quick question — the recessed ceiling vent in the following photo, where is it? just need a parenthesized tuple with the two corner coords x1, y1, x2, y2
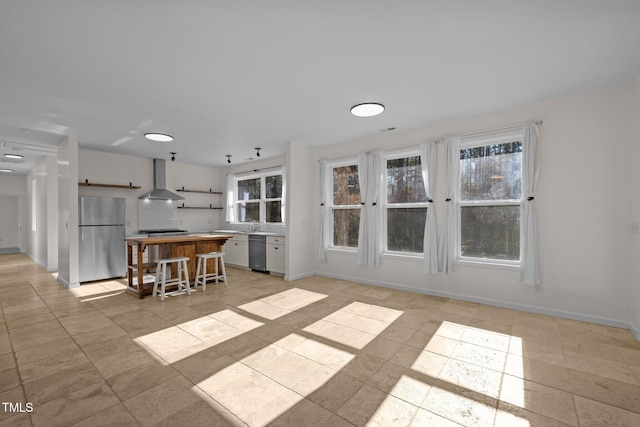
(138, 158, 184, 200)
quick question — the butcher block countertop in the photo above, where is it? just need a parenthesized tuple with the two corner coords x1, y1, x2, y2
(125, 233, 234, 247)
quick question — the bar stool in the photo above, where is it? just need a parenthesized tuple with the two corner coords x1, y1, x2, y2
(152, 256, 191, 301)
(194, 252, 227, 291)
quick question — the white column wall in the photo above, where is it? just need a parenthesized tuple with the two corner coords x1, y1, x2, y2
(57, 136, 79, 288)
(285, 142, 314, 280)
(630, 75, 640, 337)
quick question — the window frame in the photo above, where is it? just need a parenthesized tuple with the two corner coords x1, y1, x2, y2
(326, 158, 361, 251)
(233, 169, 284, 224)
(456, 131, 524, 267)
(382, 149, 429, 257)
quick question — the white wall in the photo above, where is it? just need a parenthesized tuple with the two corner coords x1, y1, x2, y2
(166, 160, 222, 232)
(79, 149, 153, 234)
(306, 82, 634, 327)
(630, 75, 640, 336)
(79, 150, 223, 234)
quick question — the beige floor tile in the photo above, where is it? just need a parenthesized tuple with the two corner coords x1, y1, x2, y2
(196, 362, 303, 426)
(23, 362, 103, 405)
(367, 361, 432, 406)
(267, 397, 334, 427)
(107, 360, 180, 401)
(409, 408, 461, 427)
(574, 395, 640, 427)
(421, 380, 497, 427)
(336, 384, 390, 426)
(504, 353, 571, 392)
(151, 398, 243, 427)
(72, 402, 139, 426)
(0, 368, 20, 393)
(0, 387, 26, 422)
(3, 255, 640, 426)
(303, 372, 364, 412)
(72, 323, 128, 347)
(0, 413, 32, 427)
(495, 401, 575, 427)
(449, 341, 507, 372)
(564, 350, 638, 385)
(18, 348, 90, 383)
(500, 374, 578, 426)
(31, 380, 120, 427)
(123, 375, 197, 427)
(568, 368, 640, 413)
(0, 353, 16, 372)
(9, 321, 71, 351)
(438, 358, 503, 399)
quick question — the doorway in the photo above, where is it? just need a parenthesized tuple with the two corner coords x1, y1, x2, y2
(0, 195, 22, 254)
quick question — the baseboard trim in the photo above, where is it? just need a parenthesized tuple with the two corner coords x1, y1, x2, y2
(314, 271, 636, 333)
(284, 272, 315, 282)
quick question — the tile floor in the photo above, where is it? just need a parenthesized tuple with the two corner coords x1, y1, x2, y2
(1, 253, 640, 426)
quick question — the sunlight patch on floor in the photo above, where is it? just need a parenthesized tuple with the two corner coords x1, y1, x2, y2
(135, 310, 264, 364)
(196, 333, 354, 426)
(303, 302, 403, 349)
(238, 288, 327, 320)
(411, 321, 529, 426)
(71, 281, 126, 299)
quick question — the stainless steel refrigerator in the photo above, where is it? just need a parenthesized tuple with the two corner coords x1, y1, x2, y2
(79, 196, 126, 283)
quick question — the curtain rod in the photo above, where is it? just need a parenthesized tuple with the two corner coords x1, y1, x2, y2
(226, 165, 282, 176)
(460, 120, 543, 138)
(318, 120, 544, 162)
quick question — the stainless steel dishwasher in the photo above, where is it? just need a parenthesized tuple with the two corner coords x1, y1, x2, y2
(249, 234, 267, 272)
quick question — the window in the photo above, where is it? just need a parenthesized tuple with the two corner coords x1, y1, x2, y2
(330, 162, 361, 248)
(234, 170, 284, 223)
(458, 135, 522, 263)
(384, 153, 428, 254)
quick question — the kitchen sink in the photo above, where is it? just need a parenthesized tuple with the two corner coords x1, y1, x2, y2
(249, 231, 279, 236)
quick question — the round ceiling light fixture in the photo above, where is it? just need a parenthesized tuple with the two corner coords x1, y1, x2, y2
(350, 102, 385, 117)
(0, 168, 14, 173)
(144, 133, 174, 142)
(4, 154, 23, 159)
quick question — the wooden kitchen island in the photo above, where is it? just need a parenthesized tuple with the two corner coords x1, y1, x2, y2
(125, 234, 233, 299)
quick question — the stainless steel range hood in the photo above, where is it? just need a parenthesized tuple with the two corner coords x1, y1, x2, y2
(138, 158, 184, 201)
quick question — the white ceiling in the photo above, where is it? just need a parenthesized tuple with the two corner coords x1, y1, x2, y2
(1, 1, 640, 175)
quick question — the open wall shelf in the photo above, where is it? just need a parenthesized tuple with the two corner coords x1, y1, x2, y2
(79, 179, 140, 189)
(176, 187, 222, 194)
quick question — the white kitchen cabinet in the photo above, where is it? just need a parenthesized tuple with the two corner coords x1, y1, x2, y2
(223, 235, 249, 268)
(266, 235, 285, 274)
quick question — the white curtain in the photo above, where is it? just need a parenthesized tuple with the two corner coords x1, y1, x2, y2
(438, 136, 461, 273)
(280, 166, 287, 223)
(420, 141, 438, 273)
(367, 151, 384, 266)
(356, 153, 368, 265)
(225, 173, 235, 223)
(318, 160, 329, 262)
(520, 123, 541, 287)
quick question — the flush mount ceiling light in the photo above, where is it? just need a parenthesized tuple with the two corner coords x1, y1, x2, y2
(0, 168, 14, 173)
(350, 102, 385, 117)
(144, 133, 174, 142)
(4, 153, 23, 159)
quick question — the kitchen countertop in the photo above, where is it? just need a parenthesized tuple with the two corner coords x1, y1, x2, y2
(210, 229, 286, 237)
